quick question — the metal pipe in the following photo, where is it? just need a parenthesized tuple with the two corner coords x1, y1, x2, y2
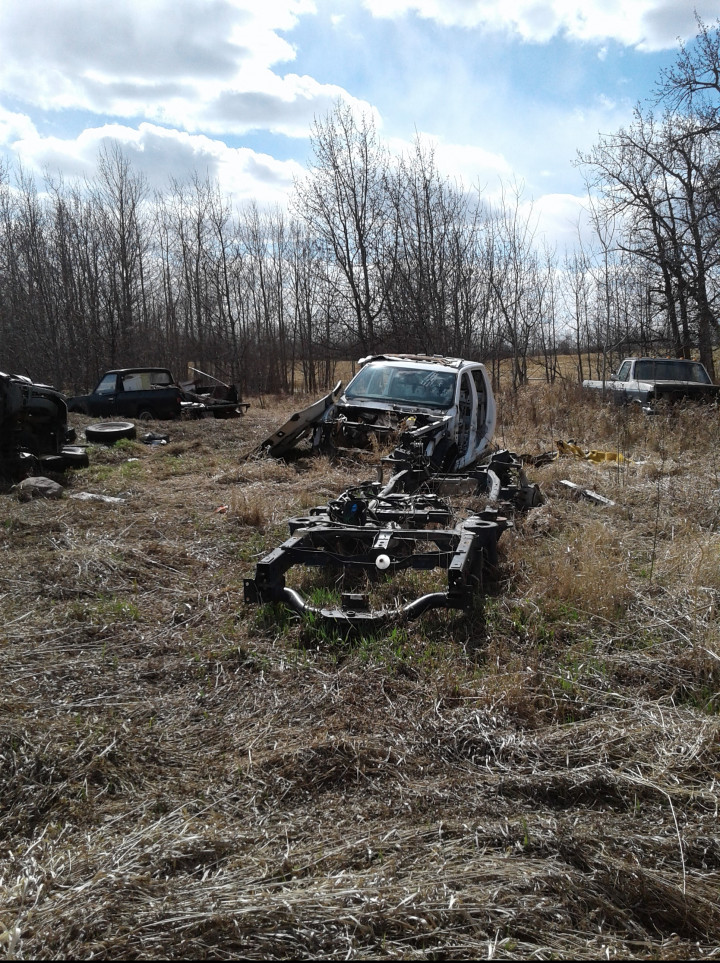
(278, 587, 453, 627)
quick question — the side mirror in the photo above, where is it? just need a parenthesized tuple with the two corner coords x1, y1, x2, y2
(609, 372, 618, 380)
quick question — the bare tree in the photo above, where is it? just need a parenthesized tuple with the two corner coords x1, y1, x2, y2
(488, 184, 547, 390)
(293, 102, 389, 352)
(580, 106, 720, 378)
(659, 16, 720, 130)
(89, 144, 150, 366)
(383, 138, 488, 358)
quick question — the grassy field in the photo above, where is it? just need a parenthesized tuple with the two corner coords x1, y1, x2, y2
(2, 384, 720, 959)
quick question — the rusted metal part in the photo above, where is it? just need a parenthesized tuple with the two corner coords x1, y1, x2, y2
(244, 510, 507, 628)
(244, 448, 542, 627)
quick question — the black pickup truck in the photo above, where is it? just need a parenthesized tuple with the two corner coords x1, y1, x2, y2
(68, 367, 248, 420)
(68, 368, 187, 420)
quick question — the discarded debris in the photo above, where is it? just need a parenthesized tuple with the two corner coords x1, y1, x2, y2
(558, 479, 615, 506)
(557, 440, 625, 464)
(522, 450, 559, 468)
(69, 492, 127, 504)
(182, 366, 250, 416)
(141, 431, 169, 446)
(13, 476, 64, 501)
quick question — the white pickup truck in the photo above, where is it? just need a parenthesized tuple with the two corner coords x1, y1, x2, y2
(582, 357, 718, 404)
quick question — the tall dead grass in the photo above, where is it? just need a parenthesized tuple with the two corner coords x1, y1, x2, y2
(1, 385, 719, 959)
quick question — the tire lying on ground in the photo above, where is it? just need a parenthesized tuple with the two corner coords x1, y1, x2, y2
(39, 454, 72, 473)
(39, 446, 91, 471)
(60, 445, 90, 468)
(85, 421, 137, 444)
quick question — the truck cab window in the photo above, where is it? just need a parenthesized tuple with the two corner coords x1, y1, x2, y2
(96, 374, 118, 394)
(615, 361, 631, 382)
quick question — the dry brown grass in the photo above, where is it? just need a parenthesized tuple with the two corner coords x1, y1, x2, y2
(1, 387, 719, 959)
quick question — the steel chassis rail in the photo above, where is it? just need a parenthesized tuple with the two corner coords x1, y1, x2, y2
(243, 448, 541, 628)
(244, 513, 507, 627)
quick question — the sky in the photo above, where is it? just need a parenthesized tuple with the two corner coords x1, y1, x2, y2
(0, 0, 717, 248)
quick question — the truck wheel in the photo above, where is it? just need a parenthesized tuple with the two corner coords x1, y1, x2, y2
(137, 410, 156, 422)
(85, 421, 137, 444)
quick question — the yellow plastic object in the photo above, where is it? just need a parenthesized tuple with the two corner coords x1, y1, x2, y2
(556, 440, 625, 464)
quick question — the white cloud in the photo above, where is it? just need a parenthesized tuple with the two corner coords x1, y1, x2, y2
(528, 192, 592, 250)
(388, 131, 513, 188)
(203, 74, 372, 137)
(0, 105, 37, 148)
(4, 120, 304, 205)
(359, 0, 718, 50)
(0, 0, 368, 137)
(433, 140, 514, 188)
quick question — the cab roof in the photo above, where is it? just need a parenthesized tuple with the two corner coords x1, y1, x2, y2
(357, 354, 478, 371)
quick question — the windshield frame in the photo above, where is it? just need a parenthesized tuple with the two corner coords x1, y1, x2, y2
(344, 363, 459, 409)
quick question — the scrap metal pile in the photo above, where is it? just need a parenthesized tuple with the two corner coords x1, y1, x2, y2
(245, 356, 543, 627)
(0, 370, 87, 476)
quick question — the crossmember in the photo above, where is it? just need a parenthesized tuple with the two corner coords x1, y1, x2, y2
(243, 449, 541, 627)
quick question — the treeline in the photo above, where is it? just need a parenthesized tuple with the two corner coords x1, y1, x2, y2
(1, 21, 718, 394)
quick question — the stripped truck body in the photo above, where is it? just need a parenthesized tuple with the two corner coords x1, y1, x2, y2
(260, 355, 496, 472)
(248, 356, 541, 627)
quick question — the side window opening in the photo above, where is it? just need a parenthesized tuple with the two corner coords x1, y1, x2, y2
(96, 374, 118, 394)
(471, 369, 487, 429)
(150, 371, 172, 386)
(457, 373, 473, 456)
(123, 372, 153, 391)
